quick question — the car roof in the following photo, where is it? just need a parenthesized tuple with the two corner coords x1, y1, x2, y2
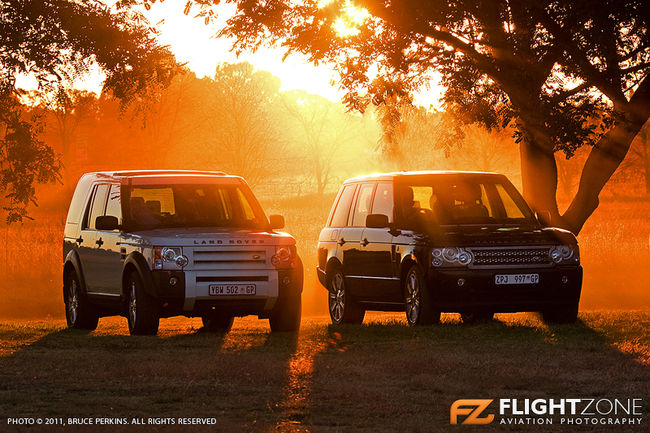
(84, 169, 240, 181)
(343, 170, 504, 184)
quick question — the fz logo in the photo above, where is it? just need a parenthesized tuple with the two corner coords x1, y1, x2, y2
(450, 399, 495, 425)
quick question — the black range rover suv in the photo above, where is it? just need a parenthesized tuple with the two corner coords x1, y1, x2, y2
(317, 171, 582, 325)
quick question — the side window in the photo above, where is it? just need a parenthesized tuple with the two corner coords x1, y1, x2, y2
(329, 185, 356, 227)
(105, 184, 122, 224)
(351, 183, 376, 227)
(371, 182, 394, 223)
(84, 184, 109, 230)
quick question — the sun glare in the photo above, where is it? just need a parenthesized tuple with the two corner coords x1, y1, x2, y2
(332, 2, 369, 38)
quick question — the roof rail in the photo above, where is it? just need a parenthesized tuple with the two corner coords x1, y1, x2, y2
(112, 170, 227, 177)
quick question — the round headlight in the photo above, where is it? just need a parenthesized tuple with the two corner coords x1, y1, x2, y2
(175, 255, 189, 268)
(432, 248, 443, 258)
(442, 247, 459, 262)
(559, 245, 573, 259)
(550, 248, 562, 263)
(162, 248, 177, 261)
(457, 251, 472, 265)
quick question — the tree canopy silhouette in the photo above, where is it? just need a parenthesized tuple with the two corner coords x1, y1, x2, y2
(0, 0, 178, 221)
(161, 0, 649, 234)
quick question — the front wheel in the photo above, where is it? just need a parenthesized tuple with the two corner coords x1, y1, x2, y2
(542, 304, 579, 324)
(126, 271, 159, 336)
(328, 269, 364, 325)
(269, 294, 301, 332)
(64, 270, 99, 330)
(404, 265, 440, 326)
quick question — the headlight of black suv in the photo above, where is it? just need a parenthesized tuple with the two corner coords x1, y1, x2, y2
(432, 247, 474, 267)
(549, 245, 580, 265)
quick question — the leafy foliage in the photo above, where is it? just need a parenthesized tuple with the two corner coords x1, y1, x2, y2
(0, 0, 179, 222)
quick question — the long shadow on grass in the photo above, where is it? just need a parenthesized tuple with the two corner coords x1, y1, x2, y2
(0, 322, 302, 431)
(301, 313, 649, 432)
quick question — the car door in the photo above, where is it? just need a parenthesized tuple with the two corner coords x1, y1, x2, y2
(319, 184, 357, 277)
(359, 181, 400, 301)
(341, 182, 376, 297)
(93, 183, 125, 296)
(77, 183, 109, 294)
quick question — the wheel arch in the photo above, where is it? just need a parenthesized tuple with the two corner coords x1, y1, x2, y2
(122, 252, 156, 300)
(63, 250, 87, 299)
(324, 257, 343, 291)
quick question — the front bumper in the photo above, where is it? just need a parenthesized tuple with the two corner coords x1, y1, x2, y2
(427, 266, 582, 312)
(151, 268, 301, 317)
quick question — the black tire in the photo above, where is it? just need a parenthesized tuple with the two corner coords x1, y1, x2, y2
(404, 265, 440, 326)
(460, 311, 494, 325)
(328, 268, 365, 325)
(202, 314, 234, 333)
(269, 294, 302, 332)
(542, 304, 579, 324)
(126, 270, 159, 336)
(64, 269, 99, 330)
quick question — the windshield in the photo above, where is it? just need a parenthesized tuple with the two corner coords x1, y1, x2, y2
(396, 175, 536, 226)
(124, 183, 268, 231)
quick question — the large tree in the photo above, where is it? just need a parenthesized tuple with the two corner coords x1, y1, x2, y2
(0, 0, 178, 221)
(154, 0, 649, 234)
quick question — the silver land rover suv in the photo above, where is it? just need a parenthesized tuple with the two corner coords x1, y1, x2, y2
(62, 170, 302, 335)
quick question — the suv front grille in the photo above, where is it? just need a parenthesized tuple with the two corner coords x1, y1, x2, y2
(191, 248, 267, 270)
(470, 247, 551, 267)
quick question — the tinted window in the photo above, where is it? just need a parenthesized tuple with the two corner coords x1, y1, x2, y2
(397, 175, 534, 226)
(126, 183, 267, 230)
(351, 183, 376, 227)
(105, 184, 122, 224)
(371, 182, 394, 223)
(329, 185, 356, 227)
(85, 184, 109, 230)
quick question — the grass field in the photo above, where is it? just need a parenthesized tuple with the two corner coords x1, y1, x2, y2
(0, 312, 648, 432)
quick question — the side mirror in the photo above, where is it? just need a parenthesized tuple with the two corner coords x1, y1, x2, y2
(366, 213, 390, 228)
(269, 214, 285, 230)
(95, 215, 119, 231)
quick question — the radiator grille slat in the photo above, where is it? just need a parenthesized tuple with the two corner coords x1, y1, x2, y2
(470, 247, 551, 267)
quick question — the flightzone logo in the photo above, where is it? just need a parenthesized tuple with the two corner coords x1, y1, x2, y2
(450, 398, 643, 426)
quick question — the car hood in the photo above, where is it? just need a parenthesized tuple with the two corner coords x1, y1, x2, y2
(126, 227, 295, 247)
(430, 225, 577, 247)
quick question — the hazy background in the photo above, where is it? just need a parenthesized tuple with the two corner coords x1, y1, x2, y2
(1, 64, 649, 318)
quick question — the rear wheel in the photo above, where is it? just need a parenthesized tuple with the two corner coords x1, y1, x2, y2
(202, 314, 234, 333)
(460, 311, 494, 325)
(126, 271, 159, 336)
(328, 269, 364, 325)
(64, 270, 99, 330)
(404, 265, 440, 326)
(542, 304, 579, 324)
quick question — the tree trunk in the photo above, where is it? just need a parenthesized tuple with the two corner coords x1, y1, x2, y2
(563, 78, 650, 234)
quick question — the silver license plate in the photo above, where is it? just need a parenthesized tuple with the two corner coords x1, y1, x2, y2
(495, 274, 539, 285)
(209, 284, 256, 295)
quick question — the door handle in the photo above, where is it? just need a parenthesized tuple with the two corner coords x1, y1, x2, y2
(75, 236, 83, 245)
(96, 237, 104, 247)
(337, 237, 346, 246)
(360, 238, 369, 247)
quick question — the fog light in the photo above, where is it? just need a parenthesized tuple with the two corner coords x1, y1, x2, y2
(457, 278, 465, 287)
(561, 275, 568, 284)
(169, 276, 178, 286)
